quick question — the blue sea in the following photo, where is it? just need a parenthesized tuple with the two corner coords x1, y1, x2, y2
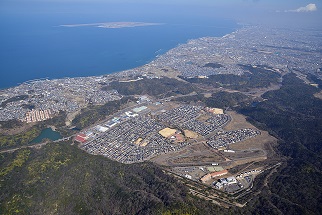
(0, 2, 238, 89)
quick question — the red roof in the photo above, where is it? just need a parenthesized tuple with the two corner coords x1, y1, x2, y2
(175, 134, 184, 141)
(78, 133, 86, 138)
(75, 135, 86, 143)
(210, 170, 228, 177)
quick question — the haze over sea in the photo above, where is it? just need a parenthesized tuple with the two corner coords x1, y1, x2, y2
(0, 2, 237, 89)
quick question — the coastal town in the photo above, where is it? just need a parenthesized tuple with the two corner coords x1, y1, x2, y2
(0, 76, 121, 122)
(0, 26, 321, 123)
(1, 0, 322, 211)
(0, 26, 321, 199)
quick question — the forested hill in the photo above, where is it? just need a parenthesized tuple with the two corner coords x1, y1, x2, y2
(239, 73, 322, 214)
(0, 143, 237, 215)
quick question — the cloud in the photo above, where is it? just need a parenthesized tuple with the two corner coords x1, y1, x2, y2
(286, 3, 317, 12)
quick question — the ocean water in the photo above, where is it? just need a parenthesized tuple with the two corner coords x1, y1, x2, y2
(0, 3, 237, 89)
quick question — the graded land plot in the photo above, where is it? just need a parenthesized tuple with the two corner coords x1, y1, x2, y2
(214, 111, 276, 168)
(172, 166, 207, 181)
(222, 149, 266, 161)
(184, 130, 199, 139)
(223, 111, 256, 131)
(151, 142, 225, 166)
(196, 114, 211, 122)
(159, 128, 177, 138)
(226, 130, 276, 165)
(223, 111, 276, 152)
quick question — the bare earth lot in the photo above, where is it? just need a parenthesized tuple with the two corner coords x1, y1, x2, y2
(151, 142, 225, 166)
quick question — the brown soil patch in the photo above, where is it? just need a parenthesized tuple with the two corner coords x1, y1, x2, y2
(196, 115, 211, 122)
(152, 142, 225, 166)
(184, 130, 199, 139)
(66, 109, 82, 126)
(159, 128, 177, 138)
(224, 111, 258, 131)
(203, 93, 212, 98)
(224, 111, 277, 156)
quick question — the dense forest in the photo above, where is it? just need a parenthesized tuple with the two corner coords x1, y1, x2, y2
(174, 91, 250, 109)
(105, 77, 194, 97)
(0, 119, 24, 130)
(203, 63, 224, 69)
(239, 73, 322, 214)
(0, 143, 240, 215)
(72, 97, 136, 129)
(180, 64, 281, 91)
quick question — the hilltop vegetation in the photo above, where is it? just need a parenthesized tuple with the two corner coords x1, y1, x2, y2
(105, 77, 194, 97)
(0, 143, 237, 215)
(0, 95, 29, 108)
(0, 113, 67, 150)
(72, 97, 136, 129)
(181, 65, 281, 91)
(239, 73, 322, 214)
(0, 127, 40, 149)
(174, 91, 250, 109)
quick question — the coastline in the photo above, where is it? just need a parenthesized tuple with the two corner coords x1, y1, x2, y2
(2, 25, 320, 124)
(0, 23, 239, 91)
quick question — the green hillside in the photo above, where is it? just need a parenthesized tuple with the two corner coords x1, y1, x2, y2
(0, 143, 236, 215)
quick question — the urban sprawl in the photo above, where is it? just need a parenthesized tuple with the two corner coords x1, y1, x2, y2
(0, 26, 320, 198)
(1, 26, 320, 123)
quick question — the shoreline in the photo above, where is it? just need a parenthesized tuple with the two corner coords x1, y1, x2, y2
(0, 26, 240, 91)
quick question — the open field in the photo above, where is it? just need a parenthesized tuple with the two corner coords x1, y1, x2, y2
(224, 111, 257, 131)
(224, 111, 276, 152)
(152, 142, 225, 166)
(159, 127, 177, 138)
(184, 130, 199, 139)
